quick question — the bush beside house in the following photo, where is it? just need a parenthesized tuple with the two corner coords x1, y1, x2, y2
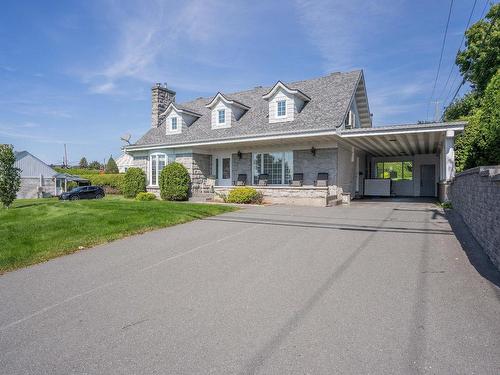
(135, 192, 156, 201)
(226, 187, 263, 204)
(159, 162, 190, 201)
(122, 168, 147, 198)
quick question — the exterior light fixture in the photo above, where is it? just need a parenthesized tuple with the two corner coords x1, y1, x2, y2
(237, 151, 242, 159)
(310, 147, 316, 156)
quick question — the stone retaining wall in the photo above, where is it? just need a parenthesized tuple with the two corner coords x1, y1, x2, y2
(449, 166, 500, 269)
(214, 186, 338, 207)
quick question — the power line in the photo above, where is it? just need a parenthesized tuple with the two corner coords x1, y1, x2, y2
(445, 3, 497, 107)
(426, 0, 455, 121)
(438, 0, 478, 101)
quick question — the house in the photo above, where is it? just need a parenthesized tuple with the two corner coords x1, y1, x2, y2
(124, 70, 465, 206)
(116, 153, 134, 173)
(14, 151, 89, 198)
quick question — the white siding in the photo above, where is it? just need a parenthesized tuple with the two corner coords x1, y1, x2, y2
(165, 109, 184, 134)
(268, 90, 295, 123)
(211, 101, 232, 129)
(14, 153, 57, 178)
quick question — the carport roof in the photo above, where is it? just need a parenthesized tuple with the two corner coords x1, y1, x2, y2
(339, 121, 466, 157)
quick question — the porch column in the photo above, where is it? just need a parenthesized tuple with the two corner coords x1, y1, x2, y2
(444, 130, 455, 181)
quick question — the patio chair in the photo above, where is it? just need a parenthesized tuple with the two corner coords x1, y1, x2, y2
(258, 173, 269, 186)
(234, 174, 247, 186)
(314, 173, 329, 187)
(290, 173, 304, 187)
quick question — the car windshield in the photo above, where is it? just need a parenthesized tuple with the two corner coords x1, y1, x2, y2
(69, 187, 85, 192)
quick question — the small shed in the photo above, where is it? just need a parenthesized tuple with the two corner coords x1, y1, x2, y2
(14, 151, 58, 198)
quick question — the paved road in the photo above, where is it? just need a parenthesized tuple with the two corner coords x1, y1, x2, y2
(1, 200, 499, 374)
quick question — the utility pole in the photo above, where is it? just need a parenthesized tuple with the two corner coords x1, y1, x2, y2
(431, 100, 441, 122)
(64, 144, 68, 168)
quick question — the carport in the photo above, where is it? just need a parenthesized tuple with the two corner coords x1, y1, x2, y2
(339, 121, 466, 200)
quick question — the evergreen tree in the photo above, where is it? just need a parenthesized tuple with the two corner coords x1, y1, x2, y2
(0, 145, 21, 208)
(79, 157, 88, 169)
(105, 155, 119, 174)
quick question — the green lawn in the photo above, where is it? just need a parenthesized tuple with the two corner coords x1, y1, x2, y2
(0, 197, 235, 273)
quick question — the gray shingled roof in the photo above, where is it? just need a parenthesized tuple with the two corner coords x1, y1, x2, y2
(133, 70, 362, 147)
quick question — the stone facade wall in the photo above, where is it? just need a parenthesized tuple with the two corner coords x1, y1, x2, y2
(192, 153, 212, 189)
(18, 177, 55, 199)
(450, 166, 500, 269)
(293, 148, 337, 186)
(232, 153, 252, 182)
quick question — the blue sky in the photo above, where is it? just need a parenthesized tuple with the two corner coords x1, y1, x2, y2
(0, 0, 488, 165)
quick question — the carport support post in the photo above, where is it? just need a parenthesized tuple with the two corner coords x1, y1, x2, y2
(445, 130, 455, 181)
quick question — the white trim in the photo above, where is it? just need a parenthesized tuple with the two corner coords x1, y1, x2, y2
(205, 92, 250, 110)
(125, 129, 340, 151)
(262, 81, 311, 102)
(160, 102, 201, 118)
(149, 152, 167, 187)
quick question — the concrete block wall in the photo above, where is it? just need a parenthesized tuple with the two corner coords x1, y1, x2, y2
(293, 148, 337, 186)
(18, 177, 55, 199)
(450, 166, 500, 269)
(192, 153, 212, 189)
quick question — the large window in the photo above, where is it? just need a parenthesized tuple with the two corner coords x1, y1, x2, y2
(150, 153, 168, 186)
(253, 152, 293, 185)
(277, 100, 286, 117)
(376, 161, 413, 181)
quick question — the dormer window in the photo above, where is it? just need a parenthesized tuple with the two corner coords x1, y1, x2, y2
(262, 81, 310, 123)
(218, 109, 226, 124)
(277, 100, 286, 117)
(171, 117, 178, 131)
(162, 103, 201, 135)
(205, 92, 250, 129)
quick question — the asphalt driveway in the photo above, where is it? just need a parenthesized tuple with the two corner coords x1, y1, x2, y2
(1, 200, 499, 374)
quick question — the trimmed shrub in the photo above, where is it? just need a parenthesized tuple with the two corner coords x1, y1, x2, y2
(226, 187, 262, 204)
(159, 162, 190, 201)
(122, 168, 146, 198)
(135, 192, 157, 201)
(82, 174, 125, 194)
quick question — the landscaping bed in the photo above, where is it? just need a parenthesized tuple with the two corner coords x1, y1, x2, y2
(0, 197, 235, 273)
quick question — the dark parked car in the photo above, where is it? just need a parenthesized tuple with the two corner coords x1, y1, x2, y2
(59, 186, 105, 200)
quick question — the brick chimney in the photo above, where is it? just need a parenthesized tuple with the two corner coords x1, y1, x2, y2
(151, 83, 176, 128)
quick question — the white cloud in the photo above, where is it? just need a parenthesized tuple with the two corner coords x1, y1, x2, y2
(82, 0, 254, 94)
(0, 122, 88, 145)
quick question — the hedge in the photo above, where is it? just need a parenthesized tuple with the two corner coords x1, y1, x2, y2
(123, 168, 147, 198)
(81, 174, 124, 194)
(226, 187, 262, 204)
(159, 162, 190, 201)
(54, 167, 101, 175)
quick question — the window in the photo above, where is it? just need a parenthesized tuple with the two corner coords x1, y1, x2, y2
(171, 117, 178, 131)
(150, 153, 168, 186)
(376, 161, 413, 181)
(253, 152, 293, 185)
(277, 100, 286, 117)
(218, 109, 225, 124)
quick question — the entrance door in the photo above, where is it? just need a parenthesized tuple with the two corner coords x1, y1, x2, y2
(213, 154, 232, 186)
(420, 164, 435, 196)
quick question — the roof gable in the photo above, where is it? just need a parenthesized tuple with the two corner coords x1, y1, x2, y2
(205, 92, 250, 110)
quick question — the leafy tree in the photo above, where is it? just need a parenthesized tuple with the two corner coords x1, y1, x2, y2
(79, 157, 88, 169)
(122, 168, 146, 198)
(0, 145, 21, 208)
(455, 69, 500, 171)
(159, 162, 190, 201)
(105, 155, 119, 174)
(88, 161, 101, 170)
(456, 3, 500, 94)
(443, 92, 480, 121)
